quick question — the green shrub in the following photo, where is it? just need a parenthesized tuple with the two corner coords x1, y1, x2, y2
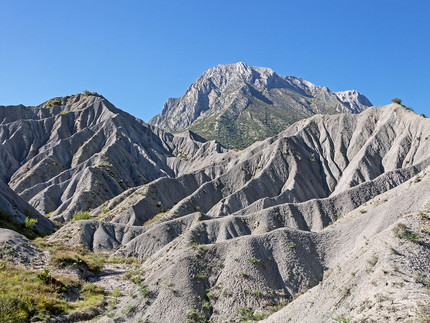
(237, 307, 264, 320)
(106, 256, 138, 266)
(0, 209, 39, 239)
(250, 257, 260, 264)
(392, 97, 402, 104)
(140, 286, 150, 297)
(47, 100, 60, 107)
(36, 268, 51, 284)
(367, 253, 378, 267)
(239, 272, 249, 278)
(81, 283, 104, 295)
(143, 212, 164, 226)
(74, 282, 106, 313)
(25, 217, 38, 229)
(71, 211, 91, 221)
(201, 301, 212, 311)
(415, 273, 430, 289)
(122, 304, 135, 315)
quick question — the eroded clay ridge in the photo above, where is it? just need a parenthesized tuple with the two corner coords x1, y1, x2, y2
(46, 103, 429, 321)
(0, 93, 226, 222)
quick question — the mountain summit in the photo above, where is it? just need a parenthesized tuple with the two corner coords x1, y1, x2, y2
(149, 62, 373, 148)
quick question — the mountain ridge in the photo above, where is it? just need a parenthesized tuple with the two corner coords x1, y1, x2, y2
(0, 93, 227, 222)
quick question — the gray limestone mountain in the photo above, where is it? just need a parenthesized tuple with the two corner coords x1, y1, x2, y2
(149, 62, 373, 148)
(0, 88, 429, 322)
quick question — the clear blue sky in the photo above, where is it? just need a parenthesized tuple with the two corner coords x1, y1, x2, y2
(1, 0, 429, 121)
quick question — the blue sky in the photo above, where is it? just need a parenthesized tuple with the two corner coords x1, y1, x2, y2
(0, 0, 429, 121)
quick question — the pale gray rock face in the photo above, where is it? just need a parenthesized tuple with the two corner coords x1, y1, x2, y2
(149, 63, 373, 146)
(335, 89, 373, 113)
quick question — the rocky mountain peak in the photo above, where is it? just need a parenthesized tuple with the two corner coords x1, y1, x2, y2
(335, 89, 373, 113)
(150, 63, 373, 148)
(199, 62, 277, 91)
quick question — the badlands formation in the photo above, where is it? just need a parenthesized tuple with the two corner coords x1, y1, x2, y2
(0, 70, 429, 322)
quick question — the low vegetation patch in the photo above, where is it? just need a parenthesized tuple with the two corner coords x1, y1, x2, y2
(393, 223, 420, 242)
(123, 267, 147, 284)
(367, 253, 378, 267)
(332, 315, 353, 323)
(186, 309, 207, 322)
(237, 307, 266, 321)
(392, 97, 413, 111)
(123, 268, 151, 298)
(0, 261, 106, 322)
(47, 100, 60, 107)
(71, 211, 91, 221)
(143, 212, 165, 226)
(239, 272, 249, 278)
(106, 256, 139, 266)
(392, 97, 402, 105)
(34, 239, 107, 273)
(195, 272, 208, 280)
(83, 90, 99, 96)
(24, 217, 38, 229)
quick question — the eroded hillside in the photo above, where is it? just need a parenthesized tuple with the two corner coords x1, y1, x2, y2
(0, 95, 429, 322)
(46, 103, 430, 322)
